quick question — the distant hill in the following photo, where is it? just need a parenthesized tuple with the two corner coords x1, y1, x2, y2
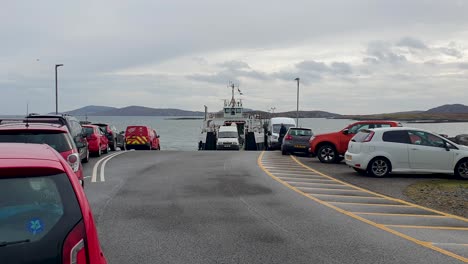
(63, 105, 117, 116)
(64, 105, 204, 116)
(426, 104, 468, 114)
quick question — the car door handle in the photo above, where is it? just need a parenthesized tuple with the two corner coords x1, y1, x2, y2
(411, 148, 418, 151)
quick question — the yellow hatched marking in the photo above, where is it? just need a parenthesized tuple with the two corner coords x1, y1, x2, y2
(328, 201, 412, 207)
(310, 193, 385, 199)
(386, 225, 468, 231)
(257, 151, 468, 262)
(352, 212, 447, 218)
(258, 152, 468, 263)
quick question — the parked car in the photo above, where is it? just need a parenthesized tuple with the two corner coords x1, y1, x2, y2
(216, 125, 240, 150)
(83, 125, 109, 157)
(267, 117, 296, 150)
(26, 114, 90, 163)
(0, 143, 107, 263)
(0, 122, 84, 186)
(345, 127, 468, 179)
(309, 120, 402, 163)
(92, 123, 125, 151)
(281, 127, 314, 155)
(125, 125, 160, 150)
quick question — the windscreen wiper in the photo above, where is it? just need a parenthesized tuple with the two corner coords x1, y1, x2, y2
(0, 239, 31, 247)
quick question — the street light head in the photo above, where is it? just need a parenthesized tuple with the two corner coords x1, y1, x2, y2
(55, 64, 64, 67)
(294, 77, 300, 81)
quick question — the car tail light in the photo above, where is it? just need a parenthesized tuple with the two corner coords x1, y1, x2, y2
(285, 135, 293, 141)
(67, 153, 80, 172)
(63, 221, 88, 264)
(363, 131, 375, 142)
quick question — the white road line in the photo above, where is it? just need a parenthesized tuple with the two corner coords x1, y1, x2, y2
(84, 176, 91, 179)
(91, 152, 123, 182)
(100, 151, 128, 182)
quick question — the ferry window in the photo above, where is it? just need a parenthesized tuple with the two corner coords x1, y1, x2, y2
(224, 109, 230, 114)
(236, 108, 242, 113)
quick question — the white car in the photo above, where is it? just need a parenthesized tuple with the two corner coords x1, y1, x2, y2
(345, 127, 468, 179)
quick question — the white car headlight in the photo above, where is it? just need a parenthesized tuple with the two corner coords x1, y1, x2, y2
(272, 135, 278, 140)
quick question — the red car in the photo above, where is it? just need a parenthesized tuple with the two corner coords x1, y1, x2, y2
(0, 122, 84, 186)
(309, 120, 402, 163)
(83, 125, 109, 157)
(125, 125, 160, 150)
(0, 143, 107, 263)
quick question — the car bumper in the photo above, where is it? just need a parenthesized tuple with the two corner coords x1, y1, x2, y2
(344, 152, 369, 170)
(217, 144, 240, 150)
(126, 143, 151, 149)
(282, 143, 309, 153)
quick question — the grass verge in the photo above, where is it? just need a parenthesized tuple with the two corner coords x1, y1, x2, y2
(404, 180, 468, 218)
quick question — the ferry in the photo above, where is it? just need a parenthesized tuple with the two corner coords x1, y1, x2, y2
(198, 83, 266, 150)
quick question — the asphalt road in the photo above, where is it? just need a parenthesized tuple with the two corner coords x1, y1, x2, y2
(82, 150, 467, 263)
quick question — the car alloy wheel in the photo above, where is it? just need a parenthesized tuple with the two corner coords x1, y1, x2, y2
(318, 145, 336, 163)
(456, 160, 468, 179)
(370, 159, 389, 177)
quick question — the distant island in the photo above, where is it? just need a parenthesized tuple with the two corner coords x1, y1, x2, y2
(61, 103, 468, 122)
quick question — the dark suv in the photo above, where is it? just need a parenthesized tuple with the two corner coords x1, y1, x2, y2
(93, 123, 125, 151)
(26, 114, 90, 163)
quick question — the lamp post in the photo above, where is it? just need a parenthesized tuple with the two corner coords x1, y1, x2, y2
(55, 64, 64, 114)
(294, 77, 300, 127)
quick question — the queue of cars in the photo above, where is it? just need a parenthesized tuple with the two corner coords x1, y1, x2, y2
(277, 120, 468, 179)
(0, 114, 162, 263)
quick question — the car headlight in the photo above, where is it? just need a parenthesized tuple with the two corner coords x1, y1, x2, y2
(272, 135, 278, 140)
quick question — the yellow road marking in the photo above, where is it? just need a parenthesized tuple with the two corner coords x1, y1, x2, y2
(328, 201, 411, 207)
(310, 193, 385, 199)
(259, 152, 468, 263)
(290, 155, 468, 224)
(386, 225, 468, 231)
(288, 182, 348, 186)
(352, 212, 447, 218)
(298, 187, 362, 192)
(278, 177, 335, 182)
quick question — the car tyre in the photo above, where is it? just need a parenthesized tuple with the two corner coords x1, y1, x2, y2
(97, 146, 102, 157)
(110, 139, 116, 151)
(367, 157, 391, 177)
(317, 144, 337, 163)
(82, 149, 89, 163)
(455, 159, 468, 179)
(282, 149, 288, 155)
(103, 145, 109, 154)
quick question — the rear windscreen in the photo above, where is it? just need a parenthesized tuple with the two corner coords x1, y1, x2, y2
(289, 129, 313, 136)
(0, 174, 82, 263)
(0, 131, 73, 153)
(272, 124, 295, 133)
(83, 127, 94, 136)
(352, 131, 372, 142)
(126, 126, 148, 136)
(218, 131, 238, 138)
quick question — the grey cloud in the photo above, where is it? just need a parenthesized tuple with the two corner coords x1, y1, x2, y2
(459, 63, 468, 69)
(218, 60, 251, 70)
(365, 41, 407, 64)
(330, 62, 352, 74)
(296, 61, 329, 72)
(396, 37, 427, 49)
(438, 47, 463, 58)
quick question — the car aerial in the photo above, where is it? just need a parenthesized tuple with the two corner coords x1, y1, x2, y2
(0, 143, 107, 263)
(92, 123, 125, 151)
(216, 125, 240, 150)
(281, 127, 314, 155)
(0, 122, 85, 186)
(309, 120, 402, 164)
(124, 125, 160, 150)
(25, 114, 90, 163)
(83, 125, 109, 157)
(267, 117, 296, 150)
(345, 127, 468, 179)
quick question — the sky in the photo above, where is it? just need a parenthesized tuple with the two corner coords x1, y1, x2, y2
(1, 0, 468, 115)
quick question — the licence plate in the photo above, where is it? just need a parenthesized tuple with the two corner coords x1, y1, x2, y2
(345, 154, 352, 161)
(294, 145, 306, 148)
